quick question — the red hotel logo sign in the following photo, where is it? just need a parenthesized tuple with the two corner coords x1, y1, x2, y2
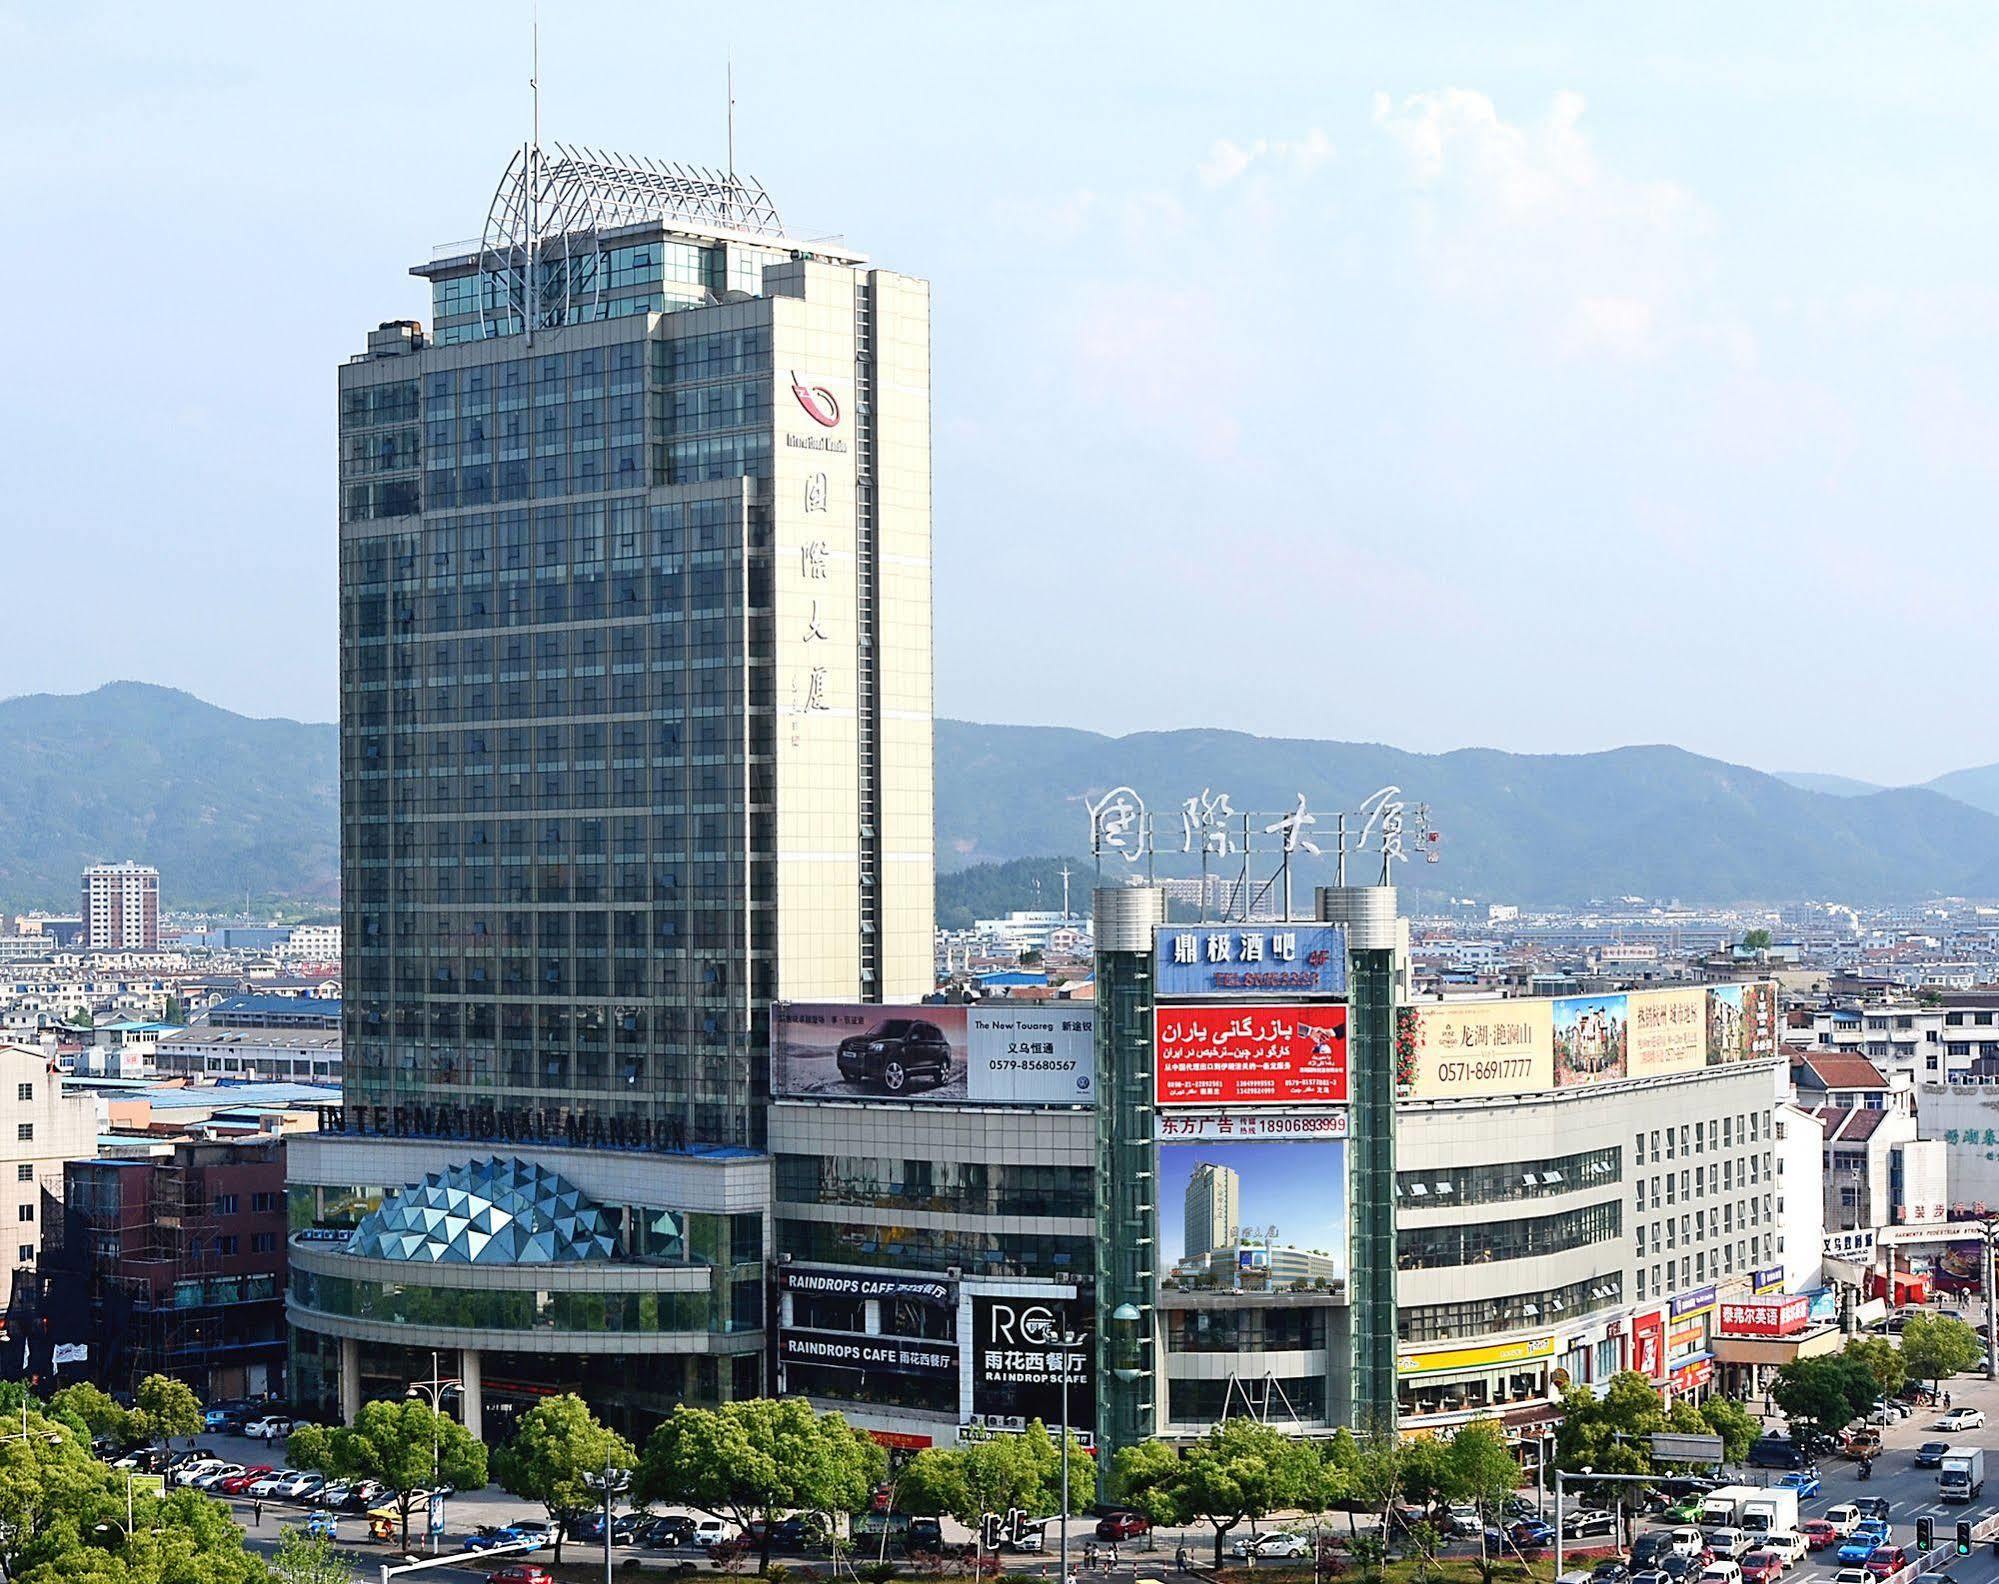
(790, 370, 841, 427)
(1154, 1004, 1349, 1106)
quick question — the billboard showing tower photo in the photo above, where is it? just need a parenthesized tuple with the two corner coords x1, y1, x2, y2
(1159, 1139, 1348, 1292)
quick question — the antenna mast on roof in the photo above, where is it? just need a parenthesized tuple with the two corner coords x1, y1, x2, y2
(726, 56, 737, 228)
(527, 11, 541, 345)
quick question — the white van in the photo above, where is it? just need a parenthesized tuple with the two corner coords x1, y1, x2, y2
(691, 1517, 738, 1548)
(1700, 1564, 1743, 1584)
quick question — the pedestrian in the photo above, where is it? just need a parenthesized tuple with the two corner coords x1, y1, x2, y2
(1945, 1390, 1953, 1409)
(1176, 1544, 1191, 1572)
(252, 1499, 263, 1528)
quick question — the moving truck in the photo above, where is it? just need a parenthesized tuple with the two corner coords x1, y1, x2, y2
(1740, 1491, 1799, 1536)
(1939, 1447, 1985, 1503)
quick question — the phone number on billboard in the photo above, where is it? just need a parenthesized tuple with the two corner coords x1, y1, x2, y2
(988, 1059, 1080, 1072)
(1435, 1058, 1538, 1084)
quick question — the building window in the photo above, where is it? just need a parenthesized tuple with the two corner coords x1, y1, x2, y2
(14, 1125, 29, 1143)
(15, 1245, 29, 1264)
(16, 1204, 31, 1223)
(216, 1235, 239, 1255)
(252, 1232, 276, 1254)
(213, 1194, 240, 1215)
(14, 1083, 29, 1102)
(13, 1166, 28, 1183)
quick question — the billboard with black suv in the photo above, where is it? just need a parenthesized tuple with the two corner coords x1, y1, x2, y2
(772, 1001, 1097, 1106)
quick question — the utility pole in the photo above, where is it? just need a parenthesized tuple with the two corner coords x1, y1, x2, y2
(1983, 1217, 1997, 1383)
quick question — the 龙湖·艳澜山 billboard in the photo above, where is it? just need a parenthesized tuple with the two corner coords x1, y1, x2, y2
(1707, 982, 1778, 1065)
(1154, 1003, 1348, 1106)
(772, 1002, 1095, 1105)
(1394, 1000, 1553, 1099)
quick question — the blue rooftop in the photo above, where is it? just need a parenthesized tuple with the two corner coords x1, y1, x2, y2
(139, 1082, 341, 1109)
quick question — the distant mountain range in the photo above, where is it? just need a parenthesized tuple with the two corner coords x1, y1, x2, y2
(937, 721, 1999, 905)
(0, 683, 337, 909)
(4, 683, 1999, 912)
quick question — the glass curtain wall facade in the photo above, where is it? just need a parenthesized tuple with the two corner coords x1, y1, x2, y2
(336, 218, 933, 1157)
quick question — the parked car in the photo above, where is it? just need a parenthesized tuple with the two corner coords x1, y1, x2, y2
(1097, 1511, 1152, 1541)
(690, 1517, 737, 1548)
(1254, 1534, 1313, 1560)
(1748, 1437, 1806, 1471)
(746, 1516, 819, 1549)
(1822, 1506, 1861, 1538)
(218, 1467, 275, 1495)
(639, 1516, 697, 1549)
(1774, 1470, 1820, 1498)
(188, 1465, 246, 1490)
(1442, 1504, 1483, 1538)
(487, 1569, 556, 1584)
(274, 1473, 325, 1501)
(835, 1019, 954, 1093)
(1802, 1523, 1839, 1552)
(1567, 1511, 1620, 1540)
(1913, 1441, 1951, 1468)
(1936, 1408, 1986, 1431)
(1510, 1521, 1557, 1549)
(244, 1416, 296, 1442)
(246, 1471, 294, 1499)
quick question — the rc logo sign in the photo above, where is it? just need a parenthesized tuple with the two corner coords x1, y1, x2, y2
(790, 370, 841, 427)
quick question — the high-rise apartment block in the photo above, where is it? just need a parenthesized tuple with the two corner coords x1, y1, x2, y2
(289, 146, 933, 1433)
(81, 862, 159, 951)
(1184, 1160, 1240, 1262)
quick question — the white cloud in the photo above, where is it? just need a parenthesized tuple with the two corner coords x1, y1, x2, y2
(1196, 127, 1334, 188)
(1372, 87, 1727, 361)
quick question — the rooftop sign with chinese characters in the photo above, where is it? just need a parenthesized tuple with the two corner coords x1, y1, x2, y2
(1155, 924, 1348, 998)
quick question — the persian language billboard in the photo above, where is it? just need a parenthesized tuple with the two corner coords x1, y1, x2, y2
(1627, 987, 1708, 1077)
(1394, 1000, 1554, 1100)
(1154, 1003, 1349, 1106)
(773, 1002, 1095, 1105)
(1552, 994, 1629, 1086)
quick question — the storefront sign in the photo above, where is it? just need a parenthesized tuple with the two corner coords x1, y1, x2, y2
(780, 1331, 956, 1376)
(1825, 1229, 1877, 1261)
(1752, 1265, 1785, 1295)
(1156, 925, 1347, 998)
(1398, 1335, 1557, 1377)
(969, 1297, 1094, 1434)
(868, 1430, 933, 1451)
(1632, 1311, 1665, 1380)
(1669, 1358, 1713, 1391)
(1718, 1296, 1808, 1337)
(1155, 1110, 1349, 1141)
(1671, 1284, 1717, 1320)
(1154, 1003, 1348, 1105)
(780, 1267, 952, 1305)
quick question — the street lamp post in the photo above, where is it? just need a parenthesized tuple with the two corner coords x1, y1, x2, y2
(1980, 1216, 1998, 1383)
(405, 1350, 462, 1553)
(584, 1462, 632, 1584)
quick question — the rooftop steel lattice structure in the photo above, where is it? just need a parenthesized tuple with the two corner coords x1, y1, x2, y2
(346, 1155, 619, 1264)
(473, 142, 785, 339)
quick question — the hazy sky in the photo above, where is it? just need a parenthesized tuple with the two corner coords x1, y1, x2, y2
(5, 4, 1997, 783)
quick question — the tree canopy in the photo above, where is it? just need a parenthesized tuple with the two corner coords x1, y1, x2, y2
(1842, 1335, 1906, 1400)
(1113, 1417, 1320, 1567)
(898, 1420, 1091, 1537)
(1771, 1354, 1875, 1453)
(637, 1399, 885, 1576)
(491, 1393, 636, 1566)
(1900, 1312, 1985, 1390)
(133, 1375, 203, 1447)
(288, 1398, 487, 1550)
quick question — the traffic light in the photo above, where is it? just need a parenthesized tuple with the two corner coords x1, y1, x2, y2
(1957, 1521, 1973, 1557)
(1917, 1519, 1934, 1551)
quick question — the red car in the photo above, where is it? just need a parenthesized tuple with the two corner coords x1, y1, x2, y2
(1802, 1523, 1838, 1552)
(1096, 1512, 1151, 1541)
(1740, 1552, 1784, 1584)
(1865, 1548, 1908, 1580)
(488, 1569, 555, 1584)
(218, 1467, 274, 1494)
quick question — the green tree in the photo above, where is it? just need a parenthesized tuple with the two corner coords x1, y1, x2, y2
(1741, 929, 1773, 951)
(1696, 1396, 1759, 1466)
(1444, 1421, 1521, 1583)
(898, 1422, 1088, 1539)
(1843, 1335, 1907, 1400)
(288, 1398, 488, 1552)
(134, 1374, 203, 1449)
(1113, 1419, 1318, 1568)
(1899, 1312, 1985, 1395)
(268, 1528, 349, 1584)
(637, 1400, 885, 1576)
(50, 1382, 138, 1448)
(491, 1393, 636, 1567)
(1772, 1355, 1875, 1455)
